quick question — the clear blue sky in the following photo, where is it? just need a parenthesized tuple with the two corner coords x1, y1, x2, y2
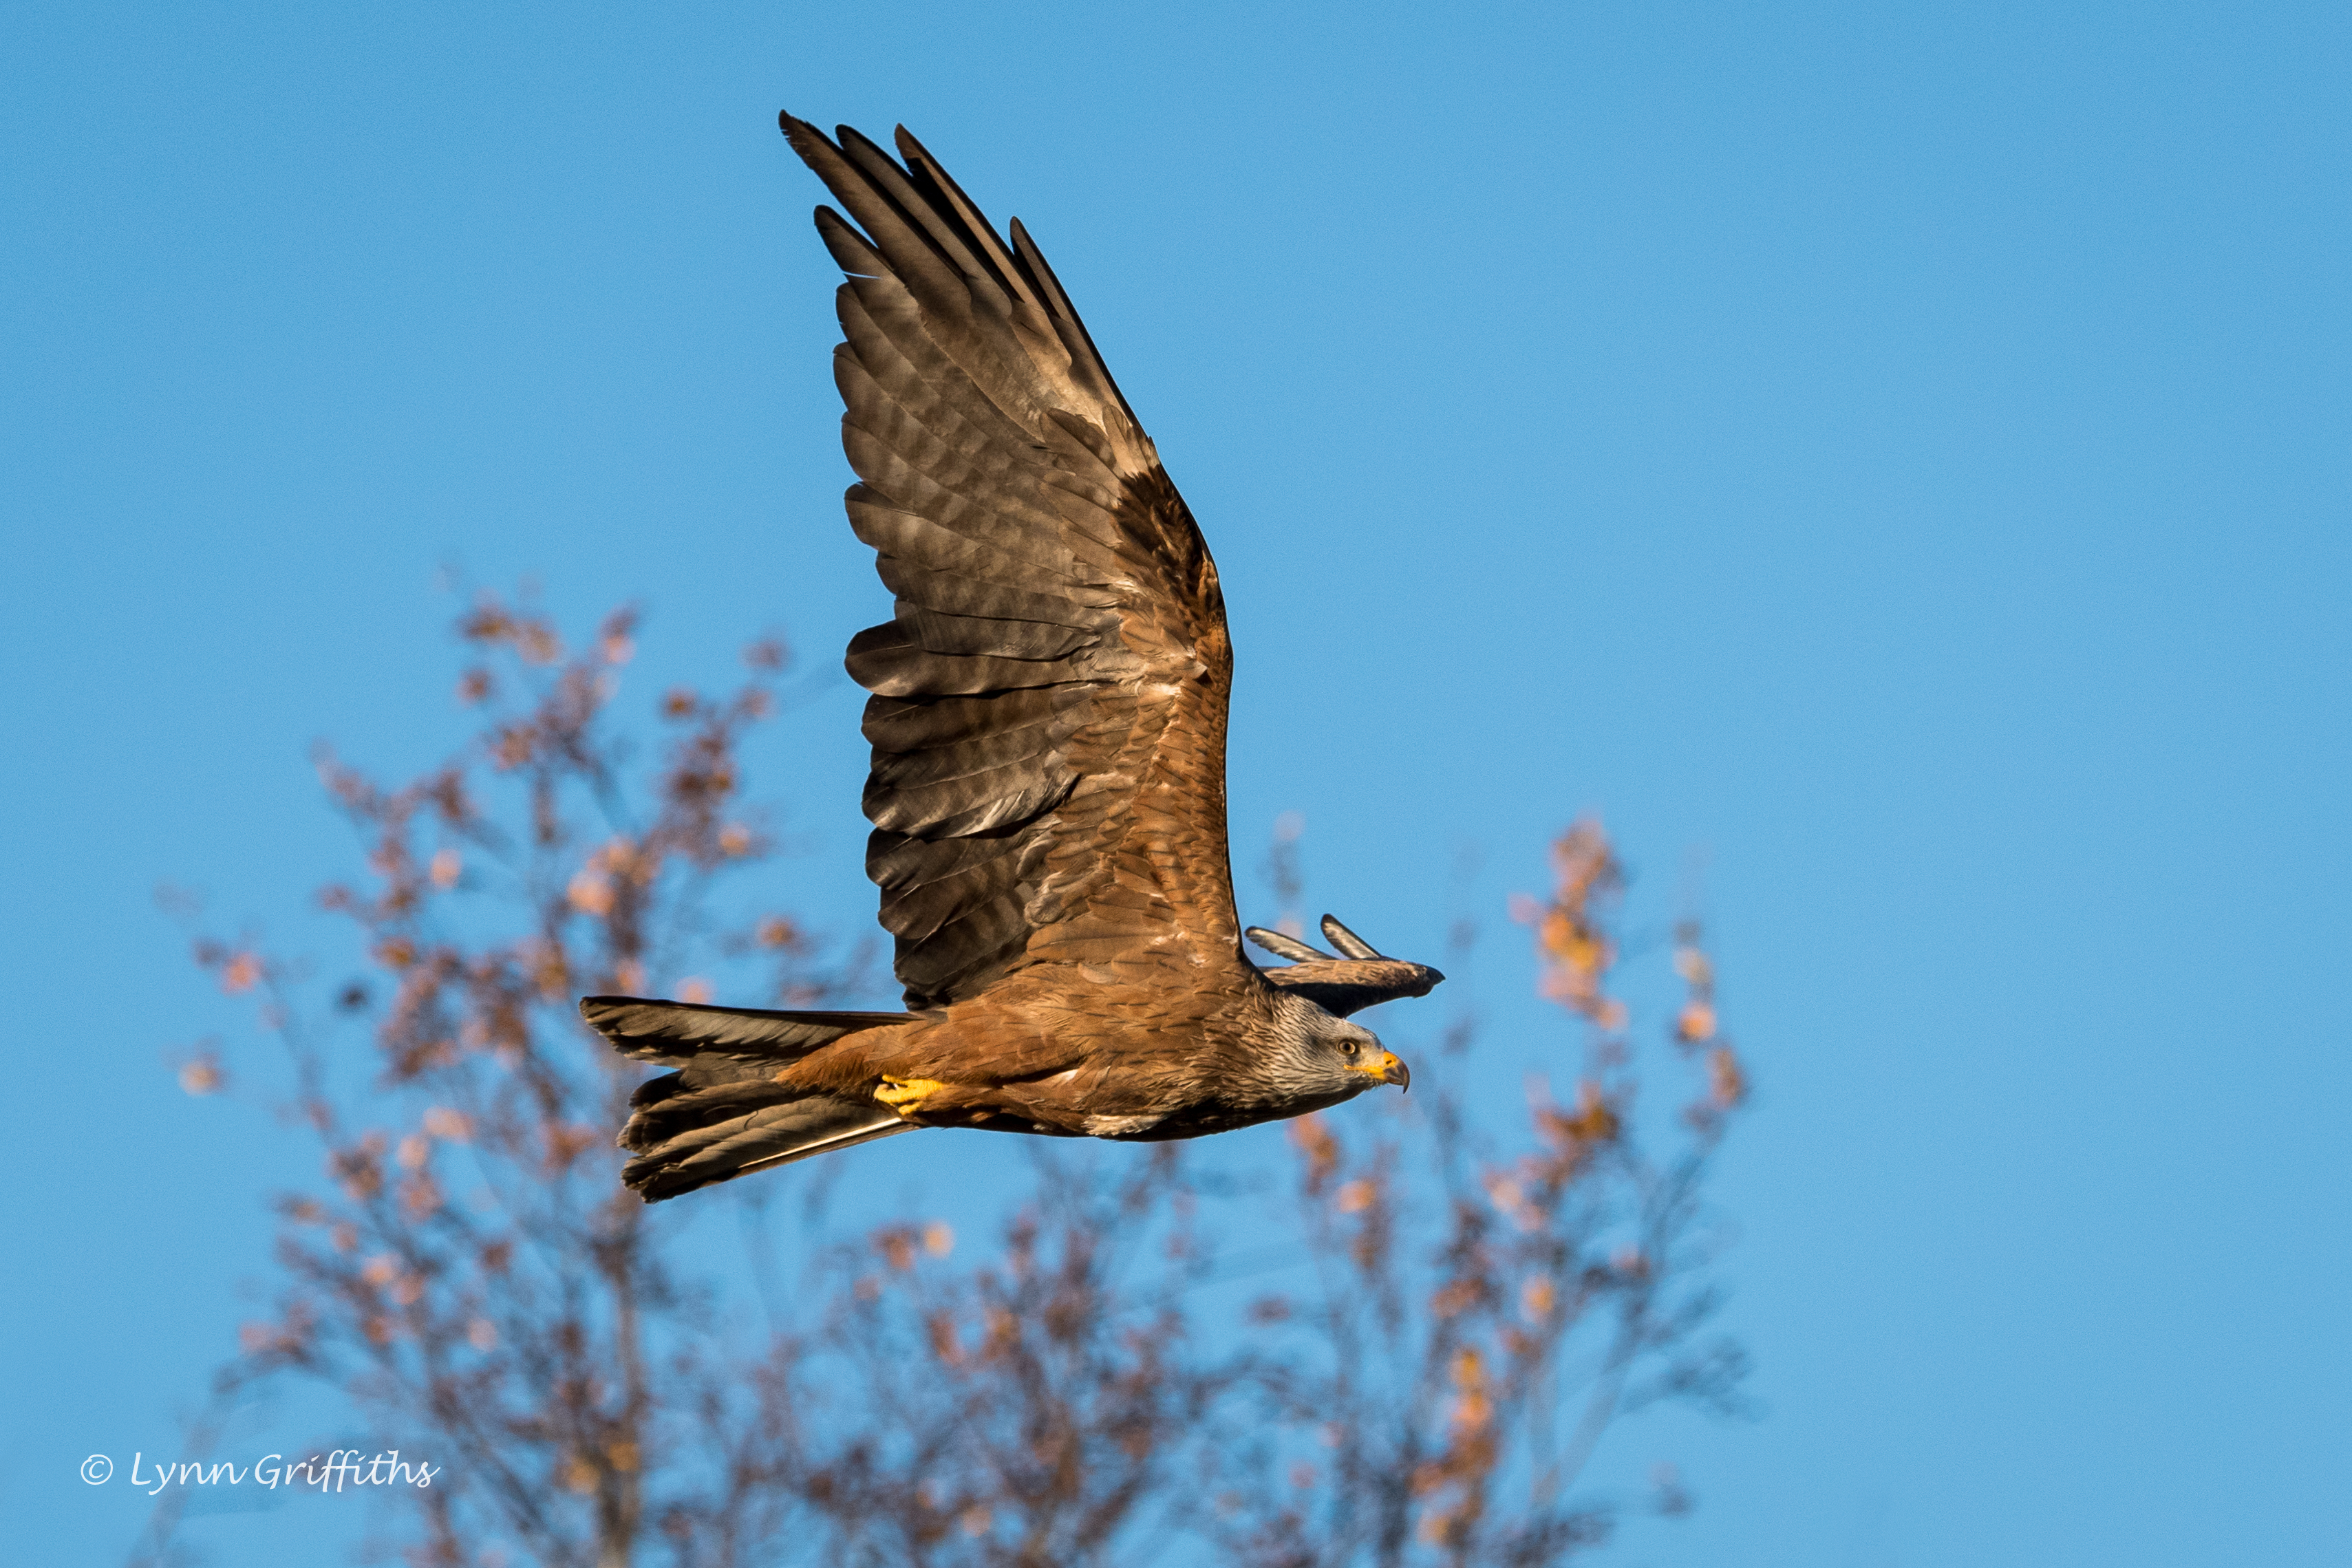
(5, 1, 2347, 1562)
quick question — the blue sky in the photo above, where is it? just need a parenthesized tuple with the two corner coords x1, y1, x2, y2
(5, 1, 2348, 1562)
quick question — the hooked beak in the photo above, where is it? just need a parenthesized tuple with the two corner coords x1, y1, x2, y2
(1350, 1050, 1410, 1093)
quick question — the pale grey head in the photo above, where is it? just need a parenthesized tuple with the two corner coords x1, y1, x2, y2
(1262, 989, 1411, 1105)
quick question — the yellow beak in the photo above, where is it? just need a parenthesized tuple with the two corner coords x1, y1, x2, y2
(1349, 1051, 1410, 1092)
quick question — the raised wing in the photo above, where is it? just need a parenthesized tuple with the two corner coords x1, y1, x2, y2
(782, 116, 1244, 1010)
(1246, 915, 1447, 1019)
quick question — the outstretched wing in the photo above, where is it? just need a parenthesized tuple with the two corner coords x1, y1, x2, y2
(782, 116, 1245, 1011)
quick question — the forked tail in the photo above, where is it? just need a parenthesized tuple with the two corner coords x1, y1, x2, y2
(579, 997, 916, 1201)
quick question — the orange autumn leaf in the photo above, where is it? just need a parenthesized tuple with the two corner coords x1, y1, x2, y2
(567, 871, 614, 917)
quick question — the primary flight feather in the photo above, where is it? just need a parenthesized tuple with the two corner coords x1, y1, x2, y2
(581, 115, 1443, 1201)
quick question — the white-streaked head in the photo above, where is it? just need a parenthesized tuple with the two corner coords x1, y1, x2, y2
(1267, 990, 1411, 1099)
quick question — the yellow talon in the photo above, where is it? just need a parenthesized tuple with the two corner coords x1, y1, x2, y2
(875, 1075, 947, 1116)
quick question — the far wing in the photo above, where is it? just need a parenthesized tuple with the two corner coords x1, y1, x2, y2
(1246, 916, 1446, 1018)
(782, 116, 1246, 1010)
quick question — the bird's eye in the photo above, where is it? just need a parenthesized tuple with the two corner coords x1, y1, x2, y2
(1339, 1040, 1359, 1057)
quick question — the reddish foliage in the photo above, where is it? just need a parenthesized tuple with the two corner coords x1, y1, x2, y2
(156, 601, 1749, 1568)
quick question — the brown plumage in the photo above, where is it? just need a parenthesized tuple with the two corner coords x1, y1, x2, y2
(581, 116, 1443, 1201)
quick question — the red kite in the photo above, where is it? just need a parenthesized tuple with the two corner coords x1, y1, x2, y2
(582, 116, 1443, 1201)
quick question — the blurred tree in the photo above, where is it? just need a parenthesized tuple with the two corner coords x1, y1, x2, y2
(154, 599, 1749, 1568)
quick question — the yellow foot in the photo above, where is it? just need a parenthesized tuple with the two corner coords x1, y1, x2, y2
(874, 1076, 948, 1117)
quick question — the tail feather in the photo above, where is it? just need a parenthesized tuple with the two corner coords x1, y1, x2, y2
(579, 996, 917, 1201)
(621, 1093, 910, 1201)
(581, 996, 912, 1066)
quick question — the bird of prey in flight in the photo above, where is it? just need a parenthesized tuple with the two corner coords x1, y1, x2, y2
(581, 114, 1444, 1201)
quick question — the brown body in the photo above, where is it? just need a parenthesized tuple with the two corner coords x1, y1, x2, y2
(782, 970, 1305, 1140)
(579, 116, 1437, 1201)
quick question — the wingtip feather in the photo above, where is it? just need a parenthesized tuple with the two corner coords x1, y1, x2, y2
(1320, 914, 1385, 960)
